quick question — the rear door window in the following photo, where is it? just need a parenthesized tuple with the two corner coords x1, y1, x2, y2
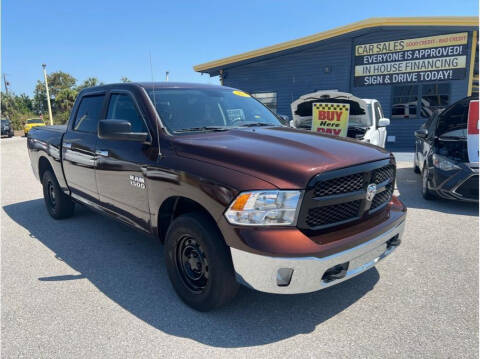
(73, 95, 105, 133)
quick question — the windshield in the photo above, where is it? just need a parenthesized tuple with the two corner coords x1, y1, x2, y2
(348, 104, 372, 127)
(27, 119, 44, 124)
(1, 119, 8, 124)
(146, 88, 281, 133)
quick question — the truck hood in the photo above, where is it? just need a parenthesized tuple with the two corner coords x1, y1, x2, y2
(171, 127, 390, 189)
(290, 90, 371, 130)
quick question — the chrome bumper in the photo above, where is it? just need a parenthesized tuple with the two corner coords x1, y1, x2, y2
(230, 220, 405, 294)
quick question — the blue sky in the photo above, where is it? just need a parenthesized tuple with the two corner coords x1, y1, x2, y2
(2, 0, 478, 95)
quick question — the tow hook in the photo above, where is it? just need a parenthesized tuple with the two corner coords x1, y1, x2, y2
(322, 262, 349, 283)
(386, 234, 401, 249)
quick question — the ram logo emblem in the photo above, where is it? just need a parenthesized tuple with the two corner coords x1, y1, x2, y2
(366, 183, 377, 201)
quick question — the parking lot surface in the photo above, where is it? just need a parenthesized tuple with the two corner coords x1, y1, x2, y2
(2, 137, 478, 358)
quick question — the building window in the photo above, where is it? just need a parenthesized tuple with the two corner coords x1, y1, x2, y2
(251, 92, 277, 113)
(391, 84, 450, 119)
(420, 84, 450, 118)
(391, 85, 418, 119)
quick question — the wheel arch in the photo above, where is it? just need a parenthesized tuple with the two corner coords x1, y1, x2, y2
(157, 196, 221, 242)
(38, 156, 54, 181)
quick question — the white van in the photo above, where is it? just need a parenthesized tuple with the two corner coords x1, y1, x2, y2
(289, 91, 390, 148)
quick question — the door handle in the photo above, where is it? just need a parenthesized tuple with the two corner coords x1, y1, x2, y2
(95, 150, 109, 157)
(63, 142, 72, 149)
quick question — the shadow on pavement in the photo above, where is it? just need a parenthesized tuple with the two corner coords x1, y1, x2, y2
(395, 166, 478, 216)
(3, 198, 379, 348)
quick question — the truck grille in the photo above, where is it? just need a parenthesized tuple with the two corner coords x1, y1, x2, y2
(371, 183, 393, 210)
(314, 173, 364, 197)
(306, 200, 362, 227)
(297, 160, 395, 231)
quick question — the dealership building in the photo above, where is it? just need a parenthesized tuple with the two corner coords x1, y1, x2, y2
(194, 17, 478, 150)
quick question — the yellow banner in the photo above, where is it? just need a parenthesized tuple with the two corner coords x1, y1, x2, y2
(355, 32, 468, 56)
(312, 103, 350, 137)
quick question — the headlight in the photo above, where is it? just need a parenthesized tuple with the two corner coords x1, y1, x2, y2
(225, 190, 302, 226)
(433, 154, 460, 171)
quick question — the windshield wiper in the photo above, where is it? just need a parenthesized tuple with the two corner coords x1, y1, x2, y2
(238, 122, 274, 127)
(173, 126, 230, 133)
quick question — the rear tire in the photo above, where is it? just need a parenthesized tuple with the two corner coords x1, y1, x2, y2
(42, 170, 75, 219)
(164, 212, 239, 311)
(421, 165, 435, 200)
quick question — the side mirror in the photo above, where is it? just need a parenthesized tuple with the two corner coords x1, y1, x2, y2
(98, 120, 149, 142)
(414, 128, 428, 138)
(378, 118, 390, 127)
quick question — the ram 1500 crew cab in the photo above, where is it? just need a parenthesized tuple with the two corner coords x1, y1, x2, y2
(28, 83, 406, 311)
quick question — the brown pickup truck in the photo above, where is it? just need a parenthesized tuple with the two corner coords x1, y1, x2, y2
(27, 82, 406, 311)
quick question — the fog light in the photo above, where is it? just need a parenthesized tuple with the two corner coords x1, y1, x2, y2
(276, 268, 294, 287)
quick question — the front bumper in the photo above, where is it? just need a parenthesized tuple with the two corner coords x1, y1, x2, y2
(230, 219, 405, 294)
(432, 164, 478, 202)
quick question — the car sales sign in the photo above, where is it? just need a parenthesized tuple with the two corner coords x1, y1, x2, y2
(312, 103, 350, 137)
(354, 32, 468, 86)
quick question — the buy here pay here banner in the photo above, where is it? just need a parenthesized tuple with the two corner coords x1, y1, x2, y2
(312, 103, 350, 137)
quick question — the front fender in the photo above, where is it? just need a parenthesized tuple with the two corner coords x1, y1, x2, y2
(147, 154, 277, 239)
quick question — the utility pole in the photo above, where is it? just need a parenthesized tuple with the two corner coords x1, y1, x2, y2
(165, 71, 169, 81)
(42, 64, 53, 125)
(3, 74, 9, 94)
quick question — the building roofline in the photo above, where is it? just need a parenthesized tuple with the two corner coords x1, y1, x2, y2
(193, 16, 478, 73)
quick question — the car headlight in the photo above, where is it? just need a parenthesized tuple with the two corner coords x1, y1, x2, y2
(225, 190, 302, 226)
(433, 154, 460, 171)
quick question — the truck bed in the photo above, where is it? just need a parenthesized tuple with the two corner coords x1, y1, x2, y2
(28, 125, 66, 148)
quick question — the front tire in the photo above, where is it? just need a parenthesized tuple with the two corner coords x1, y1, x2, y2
(42, 170, 75, 219)
(164, 212, 239, 311)
(421, 165, 436, 200)
(413, 154, 420, 173)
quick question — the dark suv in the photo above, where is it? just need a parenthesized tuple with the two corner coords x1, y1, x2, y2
(414, 96, 479, 202)
(1, 118, 14, 137)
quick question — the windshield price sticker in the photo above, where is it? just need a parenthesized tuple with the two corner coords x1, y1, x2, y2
(311, 103, 350, 137)
(233, 90, 251, 97)
(354, 32, 468, 86)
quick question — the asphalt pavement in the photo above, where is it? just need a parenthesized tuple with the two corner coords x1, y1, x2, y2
(1, 137, 478, 358)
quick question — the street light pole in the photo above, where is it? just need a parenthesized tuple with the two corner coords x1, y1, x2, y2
(42, 64, 53, 125)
